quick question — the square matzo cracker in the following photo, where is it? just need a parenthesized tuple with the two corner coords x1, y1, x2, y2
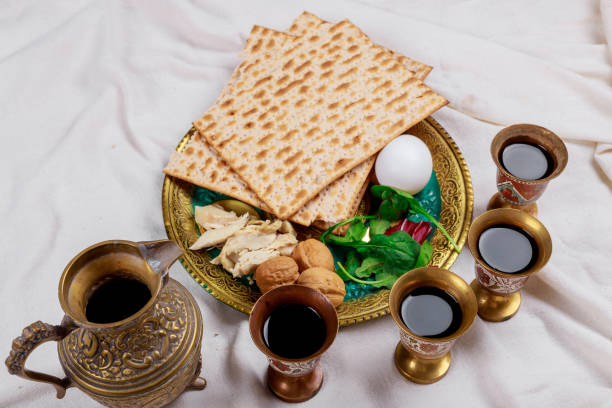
(196, 20, 447, 219)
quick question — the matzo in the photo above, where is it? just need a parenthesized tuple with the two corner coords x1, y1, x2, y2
(167, 25, 374, 225)
(234, 23, 375, 225)
(164, 128, 270, 211)
(163, 128, 373, 225)
(196, 20, 447, 219)
(291, 157, 375, 225)
(163, 29, 295, 213)
(288, 12, 432, 81)
(312, 171, 372, 234)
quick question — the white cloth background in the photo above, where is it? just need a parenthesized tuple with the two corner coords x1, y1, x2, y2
(1, 1, 611, 407)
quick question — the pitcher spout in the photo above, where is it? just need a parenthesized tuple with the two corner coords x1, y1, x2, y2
(137, 239, 184, 283)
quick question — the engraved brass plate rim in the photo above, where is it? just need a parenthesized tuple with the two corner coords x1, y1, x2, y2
(161, 117, 474, 326)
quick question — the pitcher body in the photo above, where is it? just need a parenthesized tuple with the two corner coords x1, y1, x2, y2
(6, 240, 206, 407)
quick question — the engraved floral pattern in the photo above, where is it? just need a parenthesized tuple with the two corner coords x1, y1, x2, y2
(54, 279, 203, 407)
(88, 352, 202, 408)
(475, 263, 529, 295)
(399, 330, 455, 359)
(62, 287, 187, 381)
(268, 357, 320, 377)
(497, 171, 548, 205)
(60, 282, 198, 380)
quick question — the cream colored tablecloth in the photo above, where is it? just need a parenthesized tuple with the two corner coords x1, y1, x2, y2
(1, 1, 611, 407)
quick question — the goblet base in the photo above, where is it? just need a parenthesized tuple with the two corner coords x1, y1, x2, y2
(488, 193, 538, 217)
(266, 362, 323, 403)
(470, 280, 522, 322)
(394, 342, 451, 384)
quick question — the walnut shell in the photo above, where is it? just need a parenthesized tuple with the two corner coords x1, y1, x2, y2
(292, 239, 335, 272)
(297, 267, 346, 307)
(255, 256, 299, 294)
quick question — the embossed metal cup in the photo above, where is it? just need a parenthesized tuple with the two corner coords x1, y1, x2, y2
(468, 209, 552, 322)
(389, 267, 477, 384)
(488, 124, 568, 217)
(249, 285, 338, 403)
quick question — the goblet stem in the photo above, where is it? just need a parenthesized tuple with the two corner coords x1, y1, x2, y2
(487, 192, 538, 217)
(266, 362, 324, 403)
(470, 280, 522, 322)
(394, 342, 451, 384)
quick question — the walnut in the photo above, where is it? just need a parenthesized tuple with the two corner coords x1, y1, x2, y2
(255, 256, 299, 294)
(291, 239, 335, 272)
(297, 267, 346, 307)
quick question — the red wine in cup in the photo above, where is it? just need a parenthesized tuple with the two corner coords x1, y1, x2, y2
(86, 277, 152, 324)
(263, 304, 326, 359)
(400, 286, 462, 338)
(501, 142, 553, 180)
(478, 225, 538, 274)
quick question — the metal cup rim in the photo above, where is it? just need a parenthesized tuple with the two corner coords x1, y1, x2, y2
(467, 208, 552, 278)
(491, 123, 568, 183)
(58, 240, 165, 329)
(248, 284, 339, 363)
(389, 267, 477, 343)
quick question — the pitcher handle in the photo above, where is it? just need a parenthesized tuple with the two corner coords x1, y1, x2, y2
(5, 320, 74, 398)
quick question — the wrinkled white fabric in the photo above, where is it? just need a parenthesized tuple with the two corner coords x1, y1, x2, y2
(1, 1, 611, 407)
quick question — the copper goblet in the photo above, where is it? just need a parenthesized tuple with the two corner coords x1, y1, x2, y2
(249, 285, 338, 403)
(488, 124, 568, 217)
(468, 208, 552, 322)
(389, 267, 477, 384)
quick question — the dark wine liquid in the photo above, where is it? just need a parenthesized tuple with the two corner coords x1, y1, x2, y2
(501, 142, 553, 180)
(400, 286, 462, 338)
(85, 277, 152, 324)
(478, 225, 537, 274)
(262, 304, 326, 359)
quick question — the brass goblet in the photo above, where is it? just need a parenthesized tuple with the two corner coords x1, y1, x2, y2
(488, 124, 568, 217)
(249, 285, 338, 403)
(468, 208, 552, 322)
(389, 267, 477, 384)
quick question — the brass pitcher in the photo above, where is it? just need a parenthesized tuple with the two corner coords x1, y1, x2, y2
(6, 239, 206, 407)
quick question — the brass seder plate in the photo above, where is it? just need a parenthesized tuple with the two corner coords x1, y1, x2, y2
(161, 117, 473, 326)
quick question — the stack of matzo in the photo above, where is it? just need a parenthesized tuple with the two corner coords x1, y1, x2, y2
(164, 12, 447, 226)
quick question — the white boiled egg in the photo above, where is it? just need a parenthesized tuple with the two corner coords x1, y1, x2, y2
(375, 135, 432, 194)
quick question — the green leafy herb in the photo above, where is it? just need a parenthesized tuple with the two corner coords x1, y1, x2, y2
(320, 215, 374, 245)
(369, 218, 390, 235)
(354, 256, 384, 278)
(370, 271, 396, 288)
(415, 240, 433, 269)
(374, 188, 410, 221)
(371, 185, 460, 252)
(336, 262, 396, 288)
(324, 219, 368, 245)
(326, 230, 430, 288)
(355, 231, 421, 271)
(321, 184, 457, 289)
